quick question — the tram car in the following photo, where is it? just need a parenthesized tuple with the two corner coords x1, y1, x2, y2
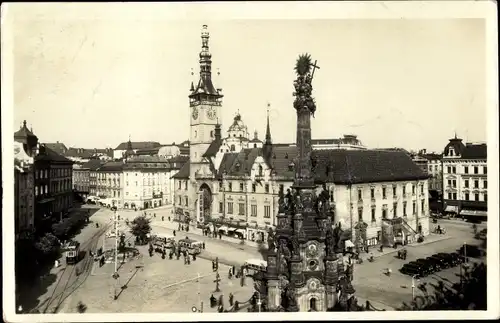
(66, 240, 81, 265)
(152, 233, 176, 252)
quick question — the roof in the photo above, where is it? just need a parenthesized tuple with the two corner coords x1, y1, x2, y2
(81, 159, 106, 171)
(35, 145, 73, 164)
(135, 147, 161, 155)
(172, 161, 190, 179)
(65, 147, 113, 158)
(122, 155, 176, 170)
(461, 143, 487, 159)
(190, 75, 220, 96)
(421, 153, 442, 161)
(311, 149, 429, 184)
(202, 139, 223, 158)
(443, 138, 466, 157)
(14, 121, 38, 140)
(114, 141, 161, 150)
(98, 161, 124, 172)
(44, 142, 68, 155)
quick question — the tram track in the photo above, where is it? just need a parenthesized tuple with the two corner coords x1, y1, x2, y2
(39, 221, 112, 313)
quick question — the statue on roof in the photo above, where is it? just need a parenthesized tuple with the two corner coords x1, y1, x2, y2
(293, 53, 319, 117)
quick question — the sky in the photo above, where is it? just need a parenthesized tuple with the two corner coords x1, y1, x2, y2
(10, 5, 487, 153)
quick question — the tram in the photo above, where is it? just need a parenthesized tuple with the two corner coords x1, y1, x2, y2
(66, 240, 81, 265)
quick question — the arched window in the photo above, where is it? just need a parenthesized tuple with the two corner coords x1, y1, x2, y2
(254, 144, 257, 148)
(230, 144, 236, 151)
(258, 165, 263, 176)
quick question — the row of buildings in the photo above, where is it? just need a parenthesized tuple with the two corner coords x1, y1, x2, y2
(410, 138, 488, 220)
(14, 121, 74, 239)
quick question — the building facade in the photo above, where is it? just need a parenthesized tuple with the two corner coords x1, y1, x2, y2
(122, 155, 186, 210)
(95, 161, 124, 207)
(442, 136, 487, 219)
(14, 141, 36, 239)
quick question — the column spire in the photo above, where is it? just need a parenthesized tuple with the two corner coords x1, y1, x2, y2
(265, 103, 272, 145)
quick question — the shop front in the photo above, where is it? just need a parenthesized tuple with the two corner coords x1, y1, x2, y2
(247, 223, 268, 243)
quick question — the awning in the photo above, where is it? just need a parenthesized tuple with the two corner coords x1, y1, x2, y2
(460, 209, 487, 217)
(345, 240, 355, 248)
(444, 205, 459, 213)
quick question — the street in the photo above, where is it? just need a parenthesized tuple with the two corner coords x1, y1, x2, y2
(19, 206, 114, 313)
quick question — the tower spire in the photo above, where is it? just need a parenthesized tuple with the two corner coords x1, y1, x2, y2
(190, 24, 219, 97)
(265, 103, 272, 145)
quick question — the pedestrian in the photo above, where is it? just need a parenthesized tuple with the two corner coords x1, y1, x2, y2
(202, 242, 206, 249)
(187, 257, 191, 265)
(229, 293, 234, 306)
(162, 216, 164, 221)
(193, 254, 196, 261)
(154, 213, 156, 218)
(173, 230, 176, 237)
(232, 265, 236, 275)
(228, 269, 232, 279)
(210, 294, 217, 308)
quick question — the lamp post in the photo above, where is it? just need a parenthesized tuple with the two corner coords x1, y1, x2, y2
(197, 272, 203, 313)
(112, 210, 120, 300)
(411, 275, 417, 301)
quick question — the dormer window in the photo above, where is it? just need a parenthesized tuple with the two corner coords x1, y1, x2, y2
(449, 147, 455, 156)
(258, 165, 263, 176)
(230, 145, 236, 152)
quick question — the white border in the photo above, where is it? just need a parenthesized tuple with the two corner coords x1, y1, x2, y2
(2, 1, 498, 322)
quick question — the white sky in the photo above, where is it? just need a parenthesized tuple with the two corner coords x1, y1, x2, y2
(11, 4, 487, 153)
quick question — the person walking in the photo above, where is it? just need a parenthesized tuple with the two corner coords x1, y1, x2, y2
(229, 293, 234, 306)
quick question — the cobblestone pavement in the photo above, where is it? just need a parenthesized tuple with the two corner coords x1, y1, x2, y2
(60, 244, 255, 313)
(18, 206, 114, 313)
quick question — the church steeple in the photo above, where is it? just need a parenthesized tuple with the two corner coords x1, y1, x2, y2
(263, 103, 273, 163)
(190, 25, 220, 97)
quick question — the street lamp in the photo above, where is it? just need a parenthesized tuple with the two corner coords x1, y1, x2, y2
(113, 210, 120, 300)
(411, 275, 418, 301)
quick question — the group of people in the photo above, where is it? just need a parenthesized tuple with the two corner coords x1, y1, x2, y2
(203, 228, 223, 239)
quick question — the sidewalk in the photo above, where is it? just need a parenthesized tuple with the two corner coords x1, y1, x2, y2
(360, 233, 453, 261)
(355, 296, 396, 311)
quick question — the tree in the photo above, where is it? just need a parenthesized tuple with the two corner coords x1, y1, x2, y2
(130, 215, 152, 244)
(34, 233, 61, 263)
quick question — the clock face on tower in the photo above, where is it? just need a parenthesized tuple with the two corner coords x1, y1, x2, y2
(207, 107, 217, 120)
(192, 107, 199, 120)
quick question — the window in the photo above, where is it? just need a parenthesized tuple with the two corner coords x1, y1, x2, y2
(452, 193, 457, 200)
(35, 186, 39, 196)
(227, 202, 234, 214)
(251, 205, 257, 217)
(184, 181, 188, 190)
(135, 181, 138, 186)
(252, 184, 256, 193)
(258, 165, 263, 176)
(358, 207, 363, 221)
(371, 207, 376, 222)
(265, 184, 269, 193)
(452, 180, 456, 188)
(484, 194, 488, 202)
(446, 166, 450, 173)
(474, 180, 479, 188)
(474, 166, 478, 174)
(238, 203, 245, 215)
(464, 180, 469, 188)
(382, 187, 386, 199)
(412, 185, 416, 195)
(240, 183, 244, 192)
(403, 201, 407, 216)
(230, 144, 236, 152)
(412, 201, 416, 214)
(484, 180, 487, 189)
(452, 166, 456, 174)
(474, 193, 479, 201)
(264, 205, 271, 218)
(421, 200, 425, 214)
(358, 189, 362, 201)
(370, 188, 375, 199)
(420, 185, 424, 194)
(219, 202, 223, 213)
(382, 207, 387, 219)
(178, 181, 181, 189)
(402, 185, 406, 195)
(484, 166, 487, 174)
(465, 193, 470, 200)
(393, 202, 397, 217)
(464, 166, 469, 174)
(185, 197, 188, 206)
(228, 183, 232, 192)
(392, 186, 397, 198)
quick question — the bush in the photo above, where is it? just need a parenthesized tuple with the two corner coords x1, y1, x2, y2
(34, 233, 61, 263)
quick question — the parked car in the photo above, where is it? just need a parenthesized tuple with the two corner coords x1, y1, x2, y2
(475, 228, 487, 240)
(458, 244, 484, 258)
(400, 261, 431, 278)
(415, 258, 438, 273)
